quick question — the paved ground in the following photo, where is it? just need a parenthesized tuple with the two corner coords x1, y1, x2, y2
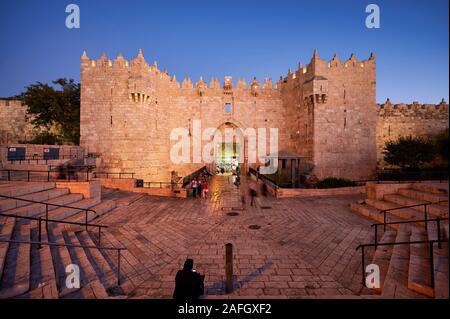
(97, 175, 376, 298)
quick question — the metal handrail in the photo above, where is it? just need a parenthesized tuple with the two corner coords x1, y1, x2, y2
(93, 172, 135, 179)
(248, 168, 280, 191)
(0, 238, 125, 286)
(371, 216, 449, 249)
(0, 194, 97, 232)
(356, 239, 448, 288)
(0, 168, 91, 182)
(0, 211, 107, 246)
(143, 181, 183, 189)
(379, 199, 449, 232)
(7, 154, 79, 165)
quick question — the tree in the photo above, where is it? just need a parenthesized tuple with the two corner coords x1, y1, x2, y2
(383, 136, 436, 169)
(434, 128, 449, 162)
(20, 78, 80, 144)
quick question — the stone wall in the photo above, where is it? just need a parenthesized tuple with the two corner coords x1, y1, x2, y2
(376, 99, 449, 167)
(0, 99, 36, 145)
(80, 51, 290, 182)
(79, 49, 448, 183)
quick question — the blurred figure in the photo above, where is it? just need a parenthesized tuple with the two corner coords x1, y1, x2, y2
(249, 182, 258, 207)
(261, 182, 268, 197)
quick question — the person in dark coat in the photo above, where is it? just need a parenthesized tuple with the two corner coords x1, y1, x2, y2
(173, 258, 204, 300)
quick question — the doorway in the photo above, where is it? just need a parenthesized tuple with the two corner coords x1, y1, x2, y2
(215, 142, 240, 175)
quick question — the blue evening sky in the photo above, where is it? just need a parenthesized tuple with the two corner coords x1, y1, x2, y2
(0, 0, 448, 103)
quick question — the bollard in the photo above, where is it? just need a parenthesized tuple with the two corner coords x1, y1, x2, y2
(225, 243, 233, 293)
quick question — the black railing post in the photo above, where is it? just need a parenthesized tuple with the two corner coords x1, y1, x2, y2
(45, 205, 49, 228)
(47, 171, 50, 182)
(225, 243, 234, 293)
(361, 246, 365, 286)
(27, 170, 30, 182)
(437, 217, 441, 249)
(7, 170, 11, 181)
(424, 204, 428, 232)
(85, 210, 88, 231)
(383, 211, 387, 232)
(429, 242, 435, 289)
(38, 217, 42, 249)
(374, 225, 378, 248)
(117, 249, 121, 286)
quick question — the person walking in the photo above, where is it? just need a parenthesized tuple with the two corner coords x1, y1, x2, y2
(191, 178, 198, 198)
(201, 178, 208, 198)
(173, 259, 204, 300)
(249, 182, 258, 207)
(196, 177, 202, 199)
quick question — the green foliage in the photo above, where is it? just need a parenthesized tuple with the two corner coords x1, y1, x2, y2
(316, 177, 356, 189)
(434, 128, 449, 162)
(383, 135, 436, 169)
(20, 78, 80, 145)
(18, 132, 63, 145)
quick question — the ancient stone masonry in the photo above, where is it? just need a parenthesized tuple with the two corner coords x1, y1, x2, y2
(376, 99, 449, 167)
(79, 49, 447, 182)
(0, 99, 36, 145)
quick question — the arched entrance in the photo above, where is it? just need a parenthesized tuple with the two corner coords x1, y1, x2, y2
(211, 121, 247, 176)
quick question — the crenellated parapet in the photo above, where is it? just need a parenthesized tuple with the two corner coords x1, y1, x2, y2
(377, 98, 449, 119)
(81, 50, 283, 98)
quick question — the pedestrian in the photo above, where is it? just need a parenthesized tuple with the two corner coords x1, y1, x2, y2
(191, 178, 198, 198)
(234, 176, 240, 188)
(249, 182, 258, 207)
(196, 177, 202, 198)
(173, 258, 205, 300)
(201, 178, 209, 198)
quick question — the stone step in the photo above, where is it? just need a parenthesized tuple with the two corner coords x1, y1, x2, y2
(411, 183, 448, 195)
(0, 224, 31, 298)
(2, 193, 84, 218)
(0, 182, 55, 198)
(384, 194, 429, 211)
(47, 227, 80, 297)
(25, 225, 59, 299)
(64, 200, 116, 226)
(382, 225, 426, 298)
(432, 240, 449, 299)
(427, 204, 449, 218)
(350, 202, 400, 227)
(0, 217, 16, 280)
(62, 230, 110, 299)
(0, 188, 70, 211)
(63, 279, 109, 299)
(365, 199, 426, 223)
(369, 230, 397, 293)
(407, 227, 434, 297)
(384, 194, 448, 218)
(43, 197, 101, 222)
(398, 188, 448, 207)
(76, 231, 125, 296)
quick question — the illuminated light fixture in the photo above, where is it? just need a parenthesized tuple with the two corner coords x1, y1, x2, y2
(344, 63, 348, 68)
(361, 63, 364, 67)
(302, 68, 307, 74)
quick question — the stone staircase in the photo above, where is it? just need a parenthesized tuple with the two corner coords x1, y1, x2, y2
(0, 181, 129, 299)
(351, 182, 449, 298)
